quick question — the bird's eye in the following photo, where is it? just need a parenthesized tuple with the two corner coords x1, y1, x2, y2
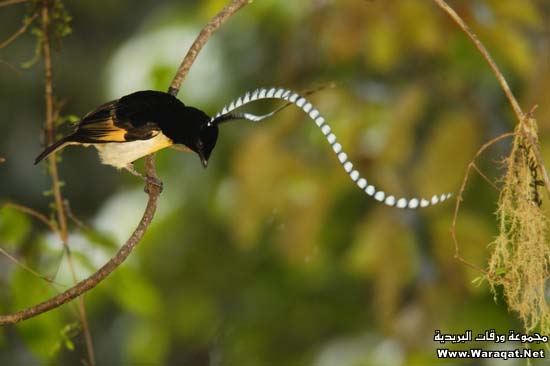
(197, 140, 204, 149)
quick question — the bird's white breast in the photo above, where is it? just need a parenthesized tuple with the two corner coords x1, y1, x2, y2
(94, 133, 173, 169)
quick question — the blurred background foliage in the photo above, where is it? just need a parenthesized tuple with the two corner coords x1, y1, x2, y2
(0, 0, 549, 365)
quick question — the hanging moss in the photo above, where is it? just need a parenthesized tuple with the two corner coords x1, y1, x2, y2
(488, 116, 550, 333)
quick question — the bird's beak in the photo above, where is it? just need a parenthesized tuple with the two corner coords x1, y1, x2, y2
(198, 151, 208, 168)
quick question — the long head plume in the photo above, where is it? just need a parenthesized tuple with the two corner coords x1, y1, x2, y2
(209, 87, 452, 209)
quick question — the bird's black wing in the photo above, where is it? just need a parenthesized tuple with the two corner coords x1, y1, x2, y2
(71, 99, 160, 143)
(35, 91, 184, 164)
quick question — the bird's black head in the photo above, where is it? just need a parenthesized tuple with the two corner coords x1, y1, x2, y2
(192, 122, 218, 168)
(167, 106, 218, 168)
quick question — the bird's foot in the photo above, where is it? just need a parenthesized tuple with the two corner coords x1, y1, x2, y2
(144, 175, 163, 194)
(124, 164, 163, 194)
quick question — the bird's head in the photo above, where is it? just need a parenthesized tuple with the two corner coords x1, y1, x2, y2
(191, 123, 218, 168)
(172, 107, 218, 168)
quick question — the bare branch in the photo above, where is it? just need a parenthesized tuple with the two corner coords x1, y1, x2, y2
(0, 0, 251, 330)
(0, 161, 161, 325)
(434, 2, 550, 196)
(0, 246, 62, 285)
(0, 0, 27, 9)
(63, 199, 90, 231)
(432, 0, 523, 121)
(450, 132, 515, 274)
(168, 0, 250, 96)
(434, 1, 550, 274)
(0, 59, 22, 76)
(39, 5, 96, 364)
(0, 13, 38, 50)
(471, 163, 499, 192)
(40, 7, 69, 245)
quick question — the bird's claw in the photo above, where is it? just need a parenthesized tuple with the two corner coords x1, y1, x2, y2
(144, 176, 163, 194)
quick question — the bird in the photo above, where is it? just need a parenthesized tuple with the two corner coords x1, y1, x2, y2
(35, 90, 219, 187)
(35, 86, 451, 209)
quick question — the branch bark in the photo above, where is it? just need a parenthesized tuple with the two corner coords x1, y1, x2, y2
(0, 0, 250, 326)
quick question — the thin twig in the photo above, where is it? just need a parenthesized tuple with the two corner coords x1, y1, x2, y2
(0, 59, 22, 76)
(41, 9, 68, 244)
(39, 5, 95, 365)
(434, 0, 550, 280)
(433, 0, 550, 200)
(0, 0, 27, 9)
(63, 200, 90, 231)
(3, 202, 60, 237)
(0, 12, 38, 49)
(0, 0, 251, 331)
(450, 132, 515, 274)
(471, 164, 499, 192)
(433, 0, 523, 122)
(168, 0, 251, 96)
(0, 246, 61, 285)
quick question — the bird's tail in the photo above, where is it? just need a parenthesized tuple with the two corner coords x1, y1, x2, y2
(34, 137, 72, 165)
(210, 87, 452, 209)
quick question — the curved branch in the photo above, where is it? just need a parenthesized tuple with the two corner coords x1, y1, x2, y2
(450, 132, 516, 274)
(432, 0, 523, 121)
(0, 0, 251, 325)
(0, 246, 61, 285)
(0, 158, 161, 324)
(168, 0, 250, 96)
(433, 1, 550, 199)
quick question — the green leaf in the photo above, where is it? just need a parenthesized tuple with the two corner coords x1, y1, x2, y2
(110, 267, 162, 318)
(64, 339, 74, 351)
(471, 275, 487, 287)
(0, 207, 32, 248)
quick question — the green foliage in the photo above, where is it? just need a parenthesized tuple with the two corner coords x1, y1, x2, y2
(11, 269, 64, 360)
(110, 266, 163, 318)
(0, 207, 31, 247)
(22, 0, 72, 69)
(50, 0, 72, 41)
(49, 323, 79, 356)
(55, 114, 79, 127)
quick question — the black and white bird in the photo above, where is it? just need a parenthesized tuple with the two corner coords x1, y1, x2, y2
(35, 87, 451, 208)
(35, 90, 219, 184)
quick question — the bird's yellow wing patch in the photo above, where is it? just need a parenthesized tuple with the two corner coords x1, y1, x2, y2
(76, 118, 159, 143)
(81, 119, 128, 141)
